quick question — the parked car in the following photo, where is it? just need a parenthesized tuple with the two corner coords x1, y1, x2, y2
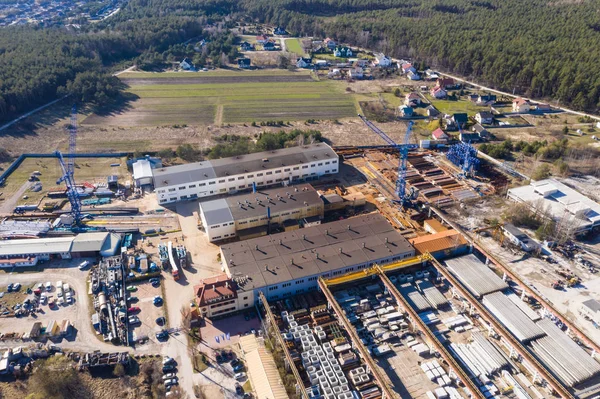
(162, 357, 176, 365)
(233, 364, 245, 372)
(162, 373, 176, 380)
(128, 306, 140, 313)
(45, 282, 52, 291)
(156, 330, 169, 341)
(126, 286, 137, 292)
(129, 315, 140, 324)
(57, 297, 65, 306)
(162, 364, 175, 372)
(57, 288, 64, 298)
(164, 379, 178, 387)
(150, 278, 160, 287)
(234, 372, 246, 380)
(62, 283, 70, 293)
(230, 359, 240, 367)
(36, 283, 43, 290)
(7, 283, 13, 292)
(156, 317, 166, 326)
(56, 281, 62, 290)
(65, 293, 73, 304)
(153, 296, 163, 305)
(78, 260, 90, 270)
(12, 283, 21, 291)
(235, 383, 243, 394)
(127, 296, 138, 303)
(40, 293, 47, 304)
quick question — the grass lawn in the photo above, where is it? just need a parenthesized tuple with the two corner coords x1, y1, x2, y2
(1, 156, 128, 207)
(285, 38, 305, 55)
(93, 71, 357, 125)
(192, 354, 209, 373)
(0, 284, 35, 311)
(242, 379, 252, 393)
(426, 95, 488, 115)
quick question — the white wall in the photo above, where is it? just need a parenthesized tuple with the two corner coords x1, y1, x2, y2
(157, 158, 338, 204)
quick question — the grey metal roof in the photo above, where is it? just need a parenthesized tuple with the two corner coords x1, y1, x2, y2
(445, 254, 508, 297)
(199, 199, 234, 226)
(71, 232, 110, 252)
(153, 143, 336, 189)
(0, 236, 73, 256)
(582, 299, 600, 313)
(483, 291, 545, 343)
(502, 223, 527, 239)
(221, 213, 415, 292)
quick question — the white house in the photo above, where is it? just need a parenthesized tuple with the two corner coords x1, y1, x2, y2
(407, 71, 421, 81)
(296, 57, 311, 68)
(154, 144, 339, 205)
(512, 98, 531, 113)
(349, 67, 363, 79)
(430, 87, 447, 99)
(374, 53, 392, 67)
(405, 92, 421, 106)
(180, 58, 194, 71)
(475, 111, 494, 125)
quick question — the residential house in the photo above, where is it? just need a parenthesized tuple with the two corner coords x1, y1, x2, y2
(472, 123, 490, 140)
(405, 92, 421, 107)
(312, 45, 329, 54)
(502, 224, 540, 253)
(477, 94, 497, 106)
(535, 103, 551, 112)
(274, 26, 287, 35)
(256, 35, 268, 44)
(263, 41, 277, 51)
(240, 41, 254, 51)
(407, 71, 421, 81)
(180, 58, 194, 71)
(296, 57, 312, 69)
(459, 132, 480, 142)
(443, 114, 456, 130)
(426, 105, 440, 118)
(452, 113, 469, 129)
(374, 53, 392, 67)
(399, 106, 414, 117)
(333, 46, 352, 58)
(431, 128, 449, 141)
(436, 77, 456, 90)
(430, 87, 447, 99)
(324, 38, 336, 49)
(315, 59, 329, 69)
(468, 94, 479, 103)
(425, 69, 440, 80)
(349, 66, 364, 79)
(401, 63, 416, 74)
(475, 111, 494, 125)
(327, 69, 341, 78)
(237, 58, 251, 69)
(512, 98, 531, 113)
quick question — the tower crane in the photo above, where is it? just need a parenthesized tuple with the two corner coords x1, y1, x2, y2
(358, 114, 417, 205)
(55, 104, 82, 226)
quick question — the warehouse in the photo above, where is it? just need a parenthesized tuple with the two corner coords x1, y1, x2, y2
(132, 159, 154, 187)
(154, 143, 339, 204)
(507, 179, 600, 234)
(0, 232, 121, 267)
(409, 229, 469, 260)
(482, 291, 545, 343)
(445, 254, 508, 297)
(198, 183, 324, 242)
(220, 213, 415, 305)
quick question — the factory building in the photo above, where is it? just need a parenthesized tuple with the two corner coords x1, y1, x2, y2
(200, 213, 415, 319)
(409, 229, 469, 260)
(507, 179, 600, 234)
(0, 232, 121, 267)
(154, 143, 339, 204)
(198, 183, 324, 242)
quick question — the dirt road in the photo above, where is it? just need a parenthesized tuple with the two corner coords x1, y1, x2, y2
(0, 181, 30, 213)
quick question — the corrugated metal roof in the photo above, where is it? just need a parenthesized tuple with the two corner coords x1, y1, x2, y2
(71, 232, 109, 252)
(410, 230, 467, 254)
(416, 280, 448, 309)
(199, 199, 234, 226)
(240, 335, 289, 399)
(445, 254, 508, 297)
(132, 159, 153, 179)
(0, 236, 73, 256)
(483, 292, 545, 343)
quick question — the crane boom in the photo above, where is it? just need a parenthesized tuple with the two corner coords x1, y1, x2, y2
(358, 114, 416, 204)
(56, 104, 82, 226)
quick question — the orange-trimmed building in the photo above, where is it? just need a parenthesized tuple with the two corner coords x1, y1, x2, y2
(409, 230, 469, 260)
(194, 274, 249, 319)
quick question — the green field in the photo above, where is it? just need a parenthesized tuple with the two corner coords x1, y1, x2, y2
(84, 70, 357, 125)
(285, 38, 305, 55)
(426, 95, 489, 115)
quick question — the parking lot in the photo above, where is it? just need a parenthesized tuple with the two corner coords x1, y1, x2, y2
(199, 313, 261, 350)
(127, 280, 167, 345)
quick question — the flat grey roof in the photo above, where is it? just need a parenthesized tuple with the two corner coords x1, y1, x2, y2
(153, 143, 336, 189)
(582, 299, 600, 313)
(222, 213, 415, 292)
(199, 199, 234, 226)
(0, 236, 73, 256)
(71, 232, 110, 252)
(503, 223, 526, 239)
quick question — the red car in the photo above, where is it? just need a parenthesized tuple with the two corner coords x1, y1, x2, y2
(128, 306, 140, 313)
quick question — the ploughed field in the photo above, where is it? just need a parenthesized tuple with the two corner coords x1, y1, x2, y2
(83, 70, 357, 126)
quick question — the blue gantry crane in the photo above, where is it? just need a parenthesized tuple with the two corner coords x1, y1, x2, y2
(358, 114, 417, 204)
(55, 104, 82, 225)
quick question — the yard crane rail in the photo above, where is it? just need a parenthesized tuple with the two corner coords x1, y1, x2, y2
(258, 292, 309, 399)
(375, 264, 486, 399)
(429, 257, 576, 399)
(318, 277, 398, 399)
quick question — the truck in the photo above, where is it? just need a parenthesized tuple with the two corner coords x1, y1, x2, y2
(168, 241, 179, 280)
(176, 245, 188, 269)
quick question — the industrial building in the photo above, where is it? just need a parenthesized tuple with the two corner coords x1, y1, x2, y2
(198, 183, 324, 242)
(194, 214, 415, 318)
(507, 179, 600, 234)
(0, 232, 121, 267)
(154, 143, 339, 204)
(409, 229, 469, 260)
(132, 159, 154, 187)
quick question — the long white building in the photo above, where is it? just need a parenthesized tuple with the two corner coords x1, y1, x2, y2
(153, 143, 339, 205)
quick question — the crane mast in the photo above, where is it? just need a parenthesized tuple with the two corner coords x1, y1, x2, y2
(55, 104, 82, 226)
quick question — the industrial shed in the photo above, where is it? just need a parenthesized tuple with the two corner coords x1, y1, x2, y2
(530, 318, 600, 387)
(416, 280, 448, 309)
(398, 283, 431, 312)
(410, 230, 469, 260)
(482, 292, 545, 343)
(445, 254, 508, 297)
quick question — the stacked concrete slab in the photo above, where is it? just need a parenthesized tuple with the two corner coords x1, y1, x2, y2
(482, 292, 545, 343)
(445, 254, 508, 297)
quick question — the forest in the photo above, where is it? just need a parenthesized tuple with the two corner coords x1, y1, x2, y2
(1, 0, 600, 122)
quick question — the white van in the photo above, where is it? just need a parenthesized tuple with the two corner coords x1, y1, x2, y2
(78, 260, 90, 270)
(57, 287, 64, 298)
